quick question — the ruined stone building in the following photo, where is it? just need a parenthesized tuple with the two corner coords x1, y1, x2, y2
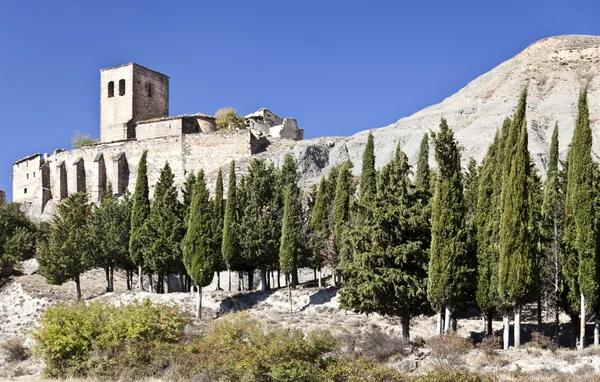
(12, 63, 304, 221)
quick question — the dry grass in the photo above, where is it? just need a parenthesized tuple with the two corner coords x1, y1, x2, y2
(0, 337, 29, 362)
(427, 333, 472, 369)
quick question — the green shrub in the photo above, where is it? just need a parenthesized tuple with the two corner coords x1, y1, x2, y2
(412, 370, 495, 382)
(71, 131, 99, 149)
(325, 357, 407, 382)
(33, 299, 189, 378)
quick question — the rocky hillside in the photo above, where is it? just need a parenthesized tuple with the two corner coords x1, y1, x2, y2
(276, 35, 600, 185)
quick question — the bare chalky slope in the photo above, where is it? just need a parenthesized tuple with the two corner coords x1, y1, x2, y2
(288, 35, 600, 182)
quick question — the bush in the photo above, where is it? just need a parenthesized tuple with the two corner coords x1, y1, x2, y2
(215, 107, 246, 130)
(33, 300, 189, 378)
(71, 131, 99, 149)
(427, 334, 472, 369)
(325, 358, 407, 382)
(334, 325, 409, 362)
(412, 370, 494, 382)
(527, 331, 555, 351)
(477, 336, 501, 358)
(0, 337, 29, 362)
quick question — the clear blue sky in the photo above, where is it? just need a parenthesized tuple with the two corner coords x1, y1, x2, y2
(1, 0, 599, 201)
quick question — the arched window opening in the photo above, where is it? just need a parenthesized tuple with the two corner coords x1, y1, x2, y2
(108, 81, 115, 98)
(119, 79, 125, 96)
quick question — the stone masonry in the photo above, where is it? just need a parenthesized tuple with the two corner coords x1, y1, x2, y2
(13, 63, 301, 221)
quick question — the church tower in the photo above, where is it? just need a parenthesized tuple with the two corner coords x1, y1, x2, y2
(99, 63, 169, 142)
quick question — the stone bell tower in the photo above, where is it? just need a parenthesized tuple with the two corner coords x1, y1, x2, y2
(99, 63, 169, 142)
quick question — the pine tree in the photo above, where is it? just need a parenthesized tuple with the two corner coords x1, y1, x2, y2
(340, 143, 429, 338)
(222, 161, 238, 292)
(88, 184, 133, 292)
(142, 162, 185, 292)
(182, 171, 215, 318)
(280, 185, 298, 312)
(475, 132, 501, 335)
(541, 124, 564, 340)
(37, 193, 92, 300)
(498, 87, 533, 349)
(416, 133, 431, 195)
(359, 131, 376, 202)
(427, 118, 468, 335)
(213, 169, 225, 290)
(565, 88, 598, 350)
(129, 150, 150, 290)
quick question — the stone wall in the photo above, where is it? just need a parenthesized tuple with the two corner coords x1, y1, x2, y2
(14, 131, 260, 221)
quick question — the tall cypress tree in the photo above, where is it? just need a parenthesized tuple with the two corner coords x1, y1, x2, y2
(359, 131, 376, 202)
(416, 133, 431, 195)
(565, 88, 598, 350)
(498, 87, 533, 349)
(142, 162, 185, 292)
(182, 171, 215, 318)
(222, 161, 238, 292)
(279, 154, 302, 287)
(129, 150, 150, 290)
(213, 169, 225, 290)
(427, 118, 468, 335)
(182, 171, 197, 225)
(340, 143, 429, 338)
(464, 158, 480, 309)
(309, 177, 329, 286)
(475, 131, 501, 335)
(280, 185, 298, 312)
(333, 161, 353, 286)
(541, 124, 563, 340)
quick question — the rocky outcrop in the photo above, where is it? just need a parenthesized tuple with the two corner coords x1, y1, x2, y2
(277, 35, 600, 185)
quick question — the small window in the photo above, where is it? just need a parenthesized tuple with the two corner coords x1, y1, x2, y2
(33, 172, 36, 178)
(119, 79, 125, 96)
(24, 188, 27, 194)
(145, 82, 153, 97)
(108, 81, 114, 97)
(27, 173, 29, 180)
(26, 161, 29, 167)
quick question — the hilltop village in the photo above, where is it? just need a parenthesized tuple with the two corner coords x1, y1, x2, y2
(11, 63, 304, 221)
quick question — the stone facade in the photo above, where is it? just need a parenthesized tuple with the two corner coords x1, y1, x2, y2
(13, 63, 304, 221)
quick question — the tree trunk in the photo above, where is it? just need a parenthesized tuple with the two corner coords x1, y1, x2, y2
(248, 270, 254, 291)
(514, 301, 521, 349)
(217, 272, 221, 291)
(238, 272, 243, 291)
(126, 270, 131, 291)
(287, 275, 293, 314)
(148, 273, 154, 293)
(291, 266, 299, 289)
(444, 304, 452, 333)
(537, 292, 543, 330)
(503, 315, 510, 350)
(138, 265, 143, 291)
(75, 274, 82, 301)
(436, 310, 443, 336)
(487, 309, 494, 336)
(401, 314, 410, 339)
(109, 267, 114, 293)
(595, 318, 599, 347)
(105, 267, 111, 292)
(318, 268, 322, 288)
(196, 286, 202, 319)
(228, 269, 232, 292)
(580, 294, 586, 351)
(277, 270, 281, 288)
(313, 268, 317, 281)
(266, 270, 271, 290)
(271, 271, 275, 289)
(260, 267, 267, 292)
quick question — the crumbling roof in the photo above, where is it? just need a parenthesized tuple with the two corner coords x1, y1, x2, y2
(137, 113, 215, 124)
(14, 153, 41, 165)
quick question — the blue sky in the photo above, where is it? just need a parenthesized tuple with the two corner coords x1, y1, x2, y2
(1, 0, 599, 200)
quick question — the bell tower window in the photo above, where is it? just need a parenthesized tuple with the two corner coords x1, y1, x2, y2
(119, 79, 126, 96)
(108, 81, 114, 98)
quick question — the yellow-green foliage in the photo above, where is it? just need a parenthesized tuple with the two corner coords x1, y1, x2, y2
(325, 358, 407, 382)
(71, 131, 99, 149)
(33, 300, 188, 378)
(412, 370, 495, 382)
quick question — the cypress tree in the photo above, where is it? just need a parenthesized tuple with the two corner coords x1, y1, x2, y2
(565, 88, 598, 350)
(280, 185, 298, 312)
(142, 162, 185, 292)
(475, 131, 501, 335)
(333, 161, 353, 286)
(182, 171, 197, 225)
(222, 161, 238, 292)
(129, 150, 150, 290)
(213, 169, 225, 290)
(359, 131, 376, 202)
(427, 118, 468, 335)
(182, 171, 215, 318)
(309, 177, 329, 286)
(541, 124, 564, 340)
(416, 133, 431, 195)
(498, 87, 533, 349)
(463, 157, 480, 309)
(279, 154, 302, 287)
(37, 193, 92, 300)
(340, 143, 429, 338)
